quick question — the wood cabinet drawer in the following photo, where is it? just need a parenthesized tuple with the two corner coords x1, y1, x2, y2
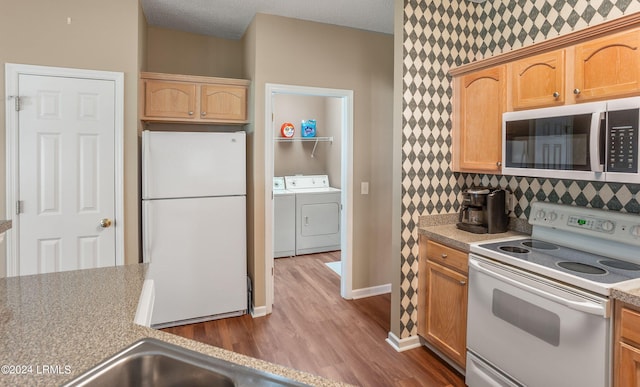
(425, 240, 468, 274)
(621, 307, 640, 345)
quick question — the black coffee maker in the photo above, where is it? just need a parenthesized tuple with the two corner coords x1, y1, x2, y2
(456, 186, 509, 234)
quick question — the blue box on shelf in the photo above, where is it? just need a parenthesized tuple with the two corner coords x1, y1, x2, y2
(301, 119, 316, 138)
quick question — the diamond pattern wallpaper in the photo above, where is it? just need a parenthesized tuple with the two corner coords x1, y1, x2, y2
(401, 1, 640, 338)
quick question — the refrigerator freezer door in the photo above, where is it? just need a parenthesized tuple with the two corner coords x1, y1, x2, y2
(143, 196, 247, 326)
(142, 131, 246, 199)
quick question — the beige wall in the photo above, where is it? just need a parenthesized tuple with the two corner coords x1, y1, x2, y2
(146, 26, 244, 78)
(0, 0, 143, 274)
(242, 17, 259, 306)
(273, 94, 341, 186)
(246, 14, 394, 307)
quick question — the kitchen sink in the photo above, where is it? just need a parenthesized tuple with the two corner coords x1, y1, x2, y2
(62, 338, 309, 387)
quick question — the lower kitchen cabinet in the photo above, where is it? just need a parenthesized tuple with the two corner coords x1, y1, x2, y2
(418, 236, 468, 369)
(615, 301, 640, 387)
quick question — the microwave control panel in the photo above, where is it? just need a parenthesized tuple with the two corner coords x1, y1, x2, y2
(607, 108, 639, 173)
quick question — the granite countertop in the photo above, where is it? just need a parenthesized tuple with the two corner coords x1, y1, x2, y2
(0, 264, 347, 386)
(418, 212, 528, 253)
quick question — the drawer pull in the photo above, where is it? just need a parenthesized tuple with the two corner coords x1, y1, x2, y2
(460, 280, 466, 285)
(441, 253, 448, 259)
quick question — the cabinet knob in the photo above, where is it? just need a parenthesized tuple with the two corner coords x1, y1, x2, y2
(201, 112, 207, 116)
(441, 253, 448, 259)
(460, 280, 467, 285)
(496, 161, 502, 167)
(573, 88, 581, 95)
(188, 111, 194, 116)
(552, 91, 560, 99)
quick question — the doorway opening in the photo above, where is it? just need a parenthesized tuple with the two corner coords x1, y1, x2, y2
(264, 84, 353, 313)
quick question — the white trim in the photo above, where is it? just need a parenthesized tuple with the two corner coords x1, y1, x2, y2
(351, 283, 392, 300)
(251, 304, 268, 318)
(385, 332, 422, 352)
(4, 63, 125, 276)
(264, 83, 354, 313)
(134, 279, 155, 327)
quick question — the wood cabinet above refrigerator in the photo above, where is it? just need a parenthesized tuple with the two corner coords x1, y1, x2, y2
(140, 72, 249, 124)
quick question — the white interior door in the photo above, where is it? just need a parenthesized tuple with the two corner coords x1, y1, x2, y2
(15, 73, 117, 275)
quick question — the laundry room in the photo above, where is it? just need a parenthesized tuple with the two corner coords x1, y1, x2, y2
(272, 93, 343, 276)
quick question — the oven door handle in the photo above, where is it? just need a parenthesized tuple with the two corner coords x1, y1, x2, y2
(470, 258, 608, 317)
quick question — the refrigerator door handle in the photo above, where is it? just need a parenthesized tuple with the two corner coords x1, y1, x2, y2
(143, 201, 152, 263)
(142, 131, 150, 199)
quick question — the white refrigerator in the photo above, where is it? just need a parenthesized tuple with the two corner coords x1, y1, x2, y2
(142, 130, 247, 328)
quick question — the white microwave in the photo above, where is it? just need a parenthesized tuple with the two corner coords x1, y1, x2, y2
(502, 97, 640, 183)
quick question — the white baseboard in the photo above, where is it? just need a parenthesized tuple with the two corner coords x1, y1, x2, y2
(251, 304, 267, 318)
(385, 331, 422, 352)
(351, 283, 391, 299)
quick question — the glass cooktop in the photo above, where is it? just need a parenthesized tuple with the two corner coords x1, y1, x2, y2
(475, 238, 640, 286)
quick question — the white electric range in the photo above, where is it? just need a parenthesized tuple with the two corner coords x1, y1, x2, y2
(466, 201, 640, 387)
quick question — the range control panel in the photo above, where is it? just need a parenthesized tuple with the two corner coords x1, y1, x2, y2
(530, 201, 640, 243)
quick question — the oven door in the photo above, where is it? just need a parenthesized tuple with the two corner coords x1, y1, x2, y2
(467, 255, 611, 387)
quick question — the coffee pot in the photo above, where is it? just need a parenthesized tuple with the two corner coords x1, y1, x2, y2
(457, 186, 508, 234)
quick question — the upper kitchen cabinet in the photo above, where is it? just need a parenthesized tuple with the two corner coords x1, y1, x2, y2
(140, 72, 249, 124)
(573, 28, 640, 102)
(452, 65, 505, 173)
(510, 49, 565, 110)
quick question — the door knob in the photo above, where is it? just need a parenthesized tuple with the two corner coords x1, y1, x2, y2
(100, 218, 112, 228)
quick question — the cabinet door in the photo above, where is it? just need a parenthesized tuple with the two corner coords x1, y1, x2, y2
(619, 342, 640, 387)
(144, 80, 197, 119)
(424, 260, 468, 368)
(511, 50, 565, 109)
(457, 66, 505, 173)
(200, 84, 247, 122)
(574, 29, 640, 102)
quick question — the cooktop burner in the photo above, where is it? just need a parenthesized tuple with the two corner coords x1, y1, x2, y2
(600, 260, 640, 271)
(557, 261, 607, 275)
(499, 246, 530, 254)
(521, 240, 558, 250)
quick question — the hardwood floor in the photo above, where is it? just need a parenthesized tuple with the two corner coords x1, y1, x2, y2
(162, 252, 465, 387)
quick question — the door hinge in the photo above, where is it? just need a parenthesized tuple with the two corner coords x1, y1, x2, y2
(8, 96, 21, 111)
(14, 96, 21, 112)
(16, 200, 24, 215)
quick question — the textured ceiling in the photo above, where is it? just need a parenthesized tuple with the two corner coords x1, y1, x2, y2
(141, 0, 394, 40)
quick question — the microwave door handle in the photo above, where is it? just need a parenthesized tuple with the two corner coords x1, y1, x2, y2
(590, 112, 604, 173)
(469, 258, 608, 317)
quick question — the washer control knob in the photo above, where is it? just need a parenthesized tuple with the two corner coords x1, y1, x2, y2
(601, 220, 615, 232)
(535, 209, 546, 220)
(548, 212, 558, 221)
(631, 225, 640, 237)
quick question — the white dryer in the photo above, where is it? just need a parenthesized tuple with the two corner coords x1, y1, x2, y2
(273, 177, 295, 258)
(284, 175, 341, 255)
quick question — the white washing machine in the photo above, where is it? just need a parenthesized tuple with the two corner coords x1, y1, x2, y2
(273, 177, 295, 258)
(284, 175, 341, 255)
